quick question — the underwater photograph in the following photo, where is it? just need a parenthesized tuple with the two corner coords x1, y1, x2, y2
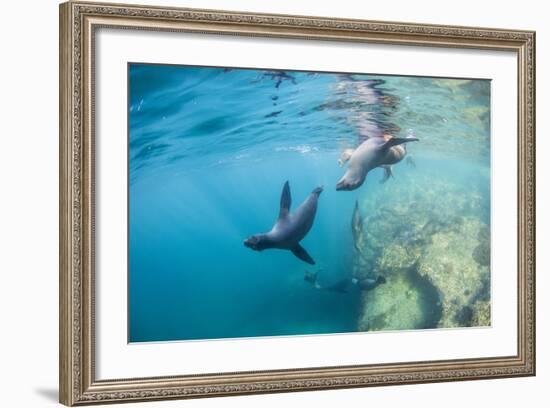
(128, 63, 491, 343)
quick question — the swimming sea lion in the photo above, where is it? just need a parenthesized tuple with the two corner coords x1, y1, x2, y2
(351, 200, 363, 254)
(352, 275, 387, 291)
(304, 271, 386, 293)
(303, 271, 352, 293)
(379, 139, 418, 182)
(244, 181, 323, 265)
(336, 135, 419, 191)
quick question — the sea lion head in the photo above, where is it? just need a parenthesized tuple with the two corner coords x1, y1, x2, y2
(243, 234, 270, 251)
(336, 172, 365, 191)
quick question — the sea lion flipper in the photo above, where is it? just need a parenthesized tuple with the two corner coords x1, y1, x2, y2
(383, 136, 419, 149)
(279, 181, 291, 219)
(380, 165, 393, 183)
(338, 149, 354, 167)
(291, 244, 315, 265)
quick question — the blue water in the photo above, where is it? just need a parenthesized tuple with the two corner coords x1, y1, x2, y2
(128, 64, 490, 342)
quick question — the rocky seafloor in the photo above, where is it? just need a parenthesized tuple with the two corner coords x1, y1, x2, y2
(354, 173, 491, 332)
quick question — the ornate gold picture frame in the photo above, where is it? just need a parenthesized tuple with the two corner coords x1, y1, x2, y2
(59, 1, 535, 405)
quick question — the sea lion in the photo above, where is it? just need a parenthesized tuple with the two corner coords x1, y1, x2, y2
(261, 71, 297, 88)
(336, 135, 419, 191)
(303, 271, 352, 293)
(244, 181, 322, 265)
(304, 271, 386, 293)
(351, 199, 371, 265)
(351, 200, 363, 254)
(324, 279, 353, 293)
(352, 275, 386, 291)
(379, 140, 418, 183)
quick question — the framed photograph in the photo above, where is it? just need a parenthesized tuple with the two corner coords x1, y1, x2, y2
(59, 1, 536, 405)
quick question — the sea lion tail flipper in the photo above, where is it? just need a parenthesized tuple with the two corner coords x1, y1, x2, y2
(406, 155, 417, 168)
(380, 165, 394, 183)
(291, 244, 315, 265)
(383, 136, 419, 149)
(279, 181, 291, 218)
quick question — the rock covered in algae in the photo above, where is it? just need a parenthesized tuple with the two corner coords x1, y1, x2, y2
(416, 216, 490, 328)
(354, 173, 491, 331)
(470, 299, 491, 327)
(376, 243, 423, 276)
(472, 224, 491, 267)
(357, 271, 441, 331)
